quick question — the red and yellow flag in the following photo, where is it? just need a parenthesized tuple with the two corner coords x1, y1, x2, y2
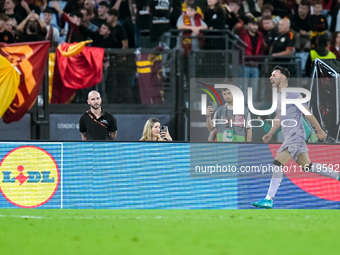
(0, 55, 20, 118)
(51, 41, 104, 103)
(0, 41, 50, 123)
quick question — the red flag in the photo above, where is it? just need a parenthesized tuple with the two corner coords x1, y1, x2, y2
(51, 42, 104, 103)
(136, 54, 164, 104)
(0, 41, 50, 123)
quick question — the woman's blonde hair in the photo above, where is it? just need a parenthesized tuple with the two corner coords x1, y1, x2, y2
(140, 118, 164, 141)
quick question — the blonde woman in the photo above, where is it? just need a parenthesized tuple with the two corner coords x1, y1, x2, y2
(140, 118, 172, 141)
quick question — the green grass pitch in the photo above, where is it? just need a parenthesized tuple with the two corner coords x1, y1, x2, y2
(0, 209, 339, 255)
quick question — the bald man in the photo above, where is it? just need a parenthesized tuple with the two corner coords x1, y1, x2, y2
(79, 90, 117, 140)
(270, 19, 295, 57)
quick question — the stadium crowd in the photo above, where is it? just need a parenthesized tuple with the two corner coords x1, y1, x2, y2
(0, 0, 339, 102)
(1, 0, 339, 51)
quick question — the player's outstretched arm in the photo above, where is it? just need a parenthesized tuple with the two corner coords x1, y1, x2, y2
(304, 106, 326, 141)
(262, 114, 280, 143)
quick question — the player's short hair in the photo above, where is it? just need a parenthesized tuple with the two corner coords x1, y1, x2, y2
(273, 65, 291, 79)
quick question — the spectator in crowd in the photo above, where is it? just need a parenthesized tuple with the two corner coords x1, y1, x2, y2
(224, 0, 243, 32)
(5, 16, 16, 35)
(289, 0, 311, 52)
(148, 0, 171, 44)
(80, 22, 118, 48)
(79, 90, 118, 140)
(261, 15, 278, 54)
(84, 0, 97, 15)
(237, 17, 266, 101)
(309, 0, 328, 47)
(106, 8, 128, 48)
(204, 0, 226, 30)
(329, 0, 340, 33)
(53, 2, 86, 43)
(305, 34, 336, 76)
(16, 11, 46, 42)
(58, 0, 84, 37)
(182, 0, 204, 18)
(330, 31, 340, 58)
(66, 11, 86, 42)
(3, 0, 24, 25)
(110, 0, 135, 48)
(259, 4, 280, 25)
(134, 0, 149, 31)
(91, 1, 109, 27)
(177, 3, 207, 56)
(42, 7, 60, 47)
(204, 0, 226, 49)
(140, 118, 172, 141)
(110, 0, 132, 24)
(80, 7, 98, 33)
(0, 13, 14, 42)
(270, 18, 295, 58)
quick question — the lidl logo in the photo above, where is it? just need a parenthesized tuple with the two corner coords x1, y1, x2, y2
(0, 146, 59, 208)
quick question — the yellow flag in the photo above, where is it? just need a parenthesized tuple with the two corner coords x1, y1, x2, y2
(0, 55, 20, 118)
(48, 52, 56, 103)
(57, 40, 93, 57)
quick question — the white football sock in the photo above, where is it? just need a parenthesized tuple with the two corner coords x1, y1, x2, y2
(266, 164, 283, 200)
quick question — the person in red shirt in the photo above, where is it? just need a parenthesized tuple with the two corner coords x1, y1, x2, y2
(237, 17, 266, 101)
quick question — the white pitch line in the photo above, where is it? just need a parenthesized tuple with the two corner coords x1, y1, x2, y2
(0, 215, 46, 219)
